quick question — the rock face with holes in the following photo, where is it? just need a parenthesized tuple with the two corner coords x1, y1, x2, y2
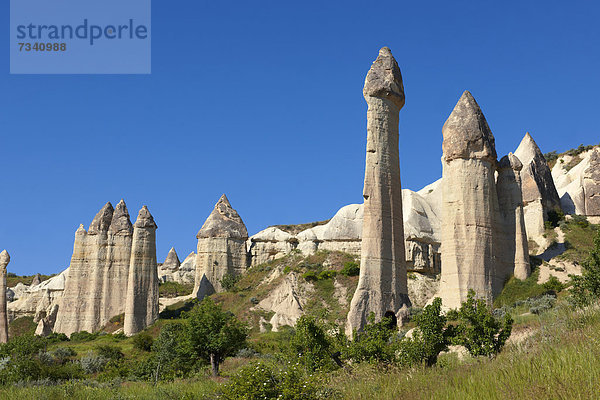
(497, 153, 530, 280)
(583, 149, 600, 216)
(514, 132, 562, 241)
(0, 250, 10, 343)
(347, 47, 411, 335)
(193, 195, 248, 300)
(54, 202, 115, 336)
(124, 206, 159, 336)
(438, 91, 499, 309)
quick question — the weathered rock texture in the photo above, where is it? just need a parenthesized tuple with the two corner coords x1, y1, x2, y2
(193, 195, 248, 300)
(0, 250, 10, 343)
(347, 47, 410, 335)
(438, 91, 499, 308)
(159, 251, 195, 284)
(124, 206, 159, 336)
(161, 248, 180, 271)
(514, 133, 562, 241)
(54, 203, 115, 336)
(583, 149, 600, 216)
(497, 153, 530, 280)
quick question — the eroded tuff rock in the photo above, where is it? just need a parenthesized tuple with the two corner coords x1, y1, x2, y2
(514, 132, 562, 241)
(161, 248, 181, 271)
(347, 47, 410, 335)
(159, 251, 195, 284)
(0, 250, 10, 343)
(583, 149, 600, 216)
(54, 203, 115, 336)
(438, 91, 498, 308)
(497, 153, 530, 280)
(256, 273, 309, 332)
(124, 206, 159, 336)
(30, 274, 42, 287)
(193, 195, 248, 300)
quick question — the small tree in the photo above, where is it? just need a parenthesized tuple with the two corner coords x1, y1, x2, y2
(290, 315, 340, 372)
(185, 298, 247, 376)
(453, 290, 512, 357)
(219, 273, 241, 292)
(570, 228, 600, 307)
(346, 313, 399, 364)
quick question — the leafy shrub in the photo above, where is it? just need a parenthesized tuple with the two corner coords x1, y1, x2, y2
(290, 316, 340, 372)
(220, 361, 324, 400)
(543, 276, 565, 293)
(528, 294, 557, 314)
(77, 351, 108, 374)
(302, 271, 318, 282)
(109, 314, 124, 324)
(158, 281, 194, 297)
(571, 214, 590, 228)
(219, 273, 241, 292)
(51, 347, 77, 364)
(544, 150, 558, 164)
(346, 314, 399, 364)
(132, 332, 154, 352)
(340, 262, 360, 277)
(398, 298, 455, 366)
(94, 345, 124, 361)
(570, 229, 600, 307)
(112, 332, 127, 341)
(452, 290, 513, 357)
(547, 209, 565, 228)
(249, 297, 259, 305)
(69, 331, 99, 342)
(317, 270, 336, 280)
(44, 332, 69, 344)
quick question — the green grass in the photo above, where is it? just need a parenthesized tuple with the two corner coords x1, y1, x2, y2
(559, 221, 599, 264)
(158, 281, 194, 298)
(493, 262, 547, 308)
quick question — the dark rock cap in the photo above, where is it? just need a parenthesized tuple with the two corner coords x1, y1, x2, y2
(109, 199, 133, 235)
(442, 91, 497, 163)
(88, 202, 114, 234)
(363, 47, 405, 109)
(197, 194, 248, 239)
(498, 153, 523, 171)
(134, 206, 157, 230)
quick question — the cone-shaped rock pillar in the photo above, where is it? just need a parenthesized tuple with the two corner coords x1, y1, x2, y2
(124, 206, 159, 336)
(0, 250, 10, 343)
(497, 153, 531, 281)
(193, 194, 248, 300)
(162, 247, 181, 271)
(514, 132, 562, 240)
(346, 47, 410, 335)
(54, 202, 114, 336)
(438, 91, 499, 308)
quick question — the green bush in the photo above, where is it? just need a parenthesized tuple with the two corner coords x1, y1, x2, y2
(150, 321, 194, 381)
(452, 290, 513, 357)
(158, 281, 194, 298)
(547, 209, 565, 228)
(543, 276, 565, 293)
(78, 351, 108, 374)
(290, 316, 340, 372)
(571, 214, 590, 228)
(317, 270, 337, 280)
(570, 228, 600, 307)
(94, 344, 124, 361)
(398, 298, 455, 366)
(528, 294, 557, 314)
(69, 331, 99, 342)
(219, 273, 241, 292)
(346, 314, 399, 364)
(302, 271, 318, 282)
(340, 262, 360, 277)
(220, 361, 324, 400)
(132, 332, 154, 352)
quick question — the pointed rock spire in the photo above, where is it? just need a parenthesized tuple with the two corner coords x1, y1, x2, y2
(0, 250, 9, 343)
(442, 91, 497, 163)
(30, 273, 42, 287)
(88, 202, 114, 234)
(109, 199, 133, 234)
(196, 194, 248, 239)
(162, 247, 181, 270)
(363, 47, 405, 109)
(498, 152, 523, 171)
(134, 205, 158, 229)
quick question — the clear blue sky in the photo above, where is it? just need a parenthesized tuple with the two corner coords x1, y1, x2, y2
(1, 1, 599, 275)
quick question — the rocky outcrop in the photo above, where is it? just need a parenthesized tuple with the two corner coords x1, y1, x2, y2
(8, 269, 67, 324)
(256, 273, 309, 332)
(514, 132, 562, 241)
(124, 206, 159, 336)
(551, 147, 597, 216)
(159, 251, 195, 284)
(161, 248, 180, 271)
(497, 153, 530, 280)
(248, 227, 296, 266)
(30, 274, 42, 287)
(347, 47, 410, 335)
(193, 195, 248, 300)
(583, 149, 600, 216)
(0, 250, 10, 343)
(54, 203, 115, 336)
(438, 91, 499, 308)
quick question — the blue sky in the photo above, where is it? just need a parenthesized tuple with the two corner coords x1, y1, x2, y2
(1, 1, 599, 275)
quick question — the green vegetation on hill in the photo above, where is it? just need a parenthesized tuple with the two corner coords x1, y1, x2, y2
(271, 220, 330, 235)
(158, 281, 194, 298)
(544, 143, 598, 169)
(6, 273, 56, 287)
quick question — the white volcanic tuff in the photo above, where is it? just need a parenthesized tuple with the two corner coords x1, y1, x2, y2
(124, 206, 159, 336)
(158, 251, 195, 284)
(347, 47, 410, 335)
(0, 250, 10, 343)
(193, 195, 248, 300)
(438, 91, 499, 309)
(514, 132, 562, 242)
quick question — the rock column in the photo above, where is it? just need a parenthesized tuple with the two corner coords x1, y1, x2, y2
(124, 206, 159, 336)
(0, 250, 10, 343)
(583, 149, 600, 216)
(438, 91, 499, 308)
(346, 47, 410, 335)
(497, 153, 531, 281)
(193, 195, 248, 300)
